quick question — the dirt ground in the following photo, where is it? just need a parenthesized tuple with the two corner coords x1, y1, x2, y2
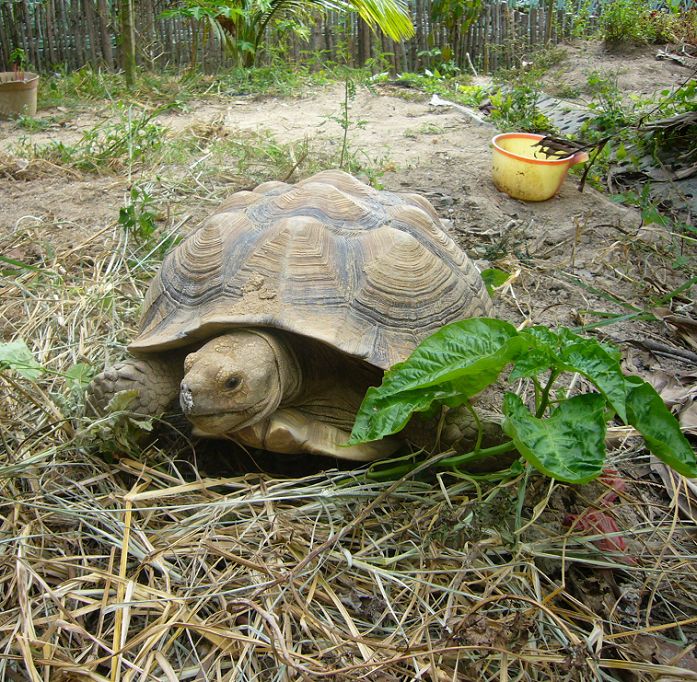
(538, 39, 692, 97)
(1, 41, 693, 340)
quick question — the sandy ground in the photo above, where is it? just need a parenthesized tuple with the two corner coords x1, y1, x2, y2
(1, 40, 694, 368)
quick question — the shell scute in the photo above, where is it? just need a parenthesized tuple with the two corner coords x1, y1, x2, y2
(130, 170, 492, 369)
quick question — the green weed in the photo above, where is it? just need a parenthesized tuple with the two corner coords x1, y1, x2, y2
(599, 0, 687, 44)
(16, 105, 167, 173)
(119, 184, 159, 243)
(350, 319, 697, 485)
(489, 87, 551, 132)
(37, 63, 329, 112)
(323, 77, 367, 170)
(15, 115, 52, 132)
(601, 0, 653, 44)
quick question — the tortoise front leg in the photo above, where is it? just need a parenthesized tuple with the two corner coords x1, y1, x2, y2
(232, 408, 401, 461)
(86, 356, 184, 417)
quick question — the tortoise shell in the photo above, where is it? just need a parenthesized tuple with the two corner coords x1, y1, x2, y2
(129, 170, 493, 370)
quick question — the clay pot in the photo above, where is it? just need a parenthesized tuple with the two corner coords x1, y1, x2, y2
(0, 72, 39, 119)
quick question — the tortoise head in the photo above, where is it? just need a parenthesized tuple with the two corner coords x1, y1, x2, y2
(180, 329, 300, 437)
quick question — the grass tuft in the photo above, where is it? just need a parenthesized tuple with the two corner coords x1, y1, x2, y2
(1, 194, 696, 679)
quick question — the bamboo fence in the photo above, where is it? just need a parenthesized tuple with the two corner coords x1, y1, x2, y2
(0, 0, 591, 75)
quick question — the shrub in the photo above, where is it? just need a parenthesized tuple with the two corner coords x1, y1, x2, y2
(600, 0, 675, 45)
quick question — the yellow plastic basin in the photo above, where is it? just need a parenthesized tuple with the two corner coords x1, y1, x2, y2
(491, 132, 588, 202)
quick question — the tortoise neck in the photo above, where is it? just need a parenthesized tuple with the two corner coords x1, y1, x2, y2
(250, 329, 304, 404)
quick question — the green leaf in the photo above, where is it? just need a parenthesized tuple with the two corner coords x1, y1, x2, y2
(503, 392, 607, 484)
(626, 379, 697, 478)
(0, 340, 44, 380)
(481, 267, 510, 296)
(514, 327, 626, 420)
(558, 339, 627, 422)
(0, 254, 49, 274)
(358, 0, 415, 40)
(65, 363, 95, 390)
(349, 318, 522, 444)
(350, 383, 464, 445)
(641, 206, 670, 227)
(509, 348, 555, 380)
(106, 389, 139, 413)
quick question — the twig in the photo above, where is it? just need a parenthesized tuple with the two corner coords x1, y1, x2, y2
(628, 338, 697, 364)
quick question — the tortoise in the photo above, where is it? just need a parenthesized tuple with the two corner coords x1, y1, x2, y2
(87, 170, 494, 461)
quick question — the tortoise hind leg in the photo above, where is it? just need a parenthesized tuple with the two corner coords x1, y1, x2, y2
(86, 356, 184, 417)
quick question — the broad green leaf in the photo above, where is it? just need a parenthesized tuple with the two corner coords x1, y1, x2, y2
(559, 340, 627, 422)
(0, 340, 43, 380)
(522, 325, 562, 349)
(503, 392, 607, 484)
(515, 327, 626, 420)
(626, 379, 697, 478)
(349, 318, 522, 444)
(509, 348, 554, 380)
(350, 385, 463, 445)
(378, 318, 521, 393)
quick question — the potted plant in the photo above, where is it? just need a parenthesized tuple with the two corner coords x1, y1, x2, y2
(0, 48, 39, 119)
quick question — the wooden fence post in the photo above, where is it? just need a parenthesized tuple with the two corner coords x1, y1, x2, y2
(119, 0, 137, 85)
(1, 0, 600, 76)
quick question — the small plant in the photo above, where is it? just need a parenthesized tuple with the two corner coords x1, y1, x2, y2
(10, 47, 27, 81)
(417, 48, 461, 78)
(15, 115, 51, 132)
(17, 105, 167, 173)
(488, 83, 552, 132)
(325, 77, 367, 170)
(349, 318, 696, 485)
(119, 184, 159, 243)
(0, 339, 95, 405)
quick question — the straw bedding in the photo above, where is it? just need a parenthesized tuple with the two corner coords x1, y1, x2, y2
(1, 197, 697, 682)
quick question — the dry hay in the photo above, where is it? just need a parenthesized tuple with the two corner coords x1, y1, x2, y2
(1, 209, 697, 682)
(0, 151, 85, 182)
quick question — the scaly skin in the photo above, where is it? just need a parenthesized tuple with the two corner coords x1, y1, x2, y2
(85, 355, 184, 417)
(403, 403, 505, 454)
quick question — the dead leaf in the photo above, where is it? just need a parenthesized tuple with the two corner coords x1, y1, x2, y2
(680, 401, 697, 436)
(656, 310, 697, 353)
(626, 634, 697, 673)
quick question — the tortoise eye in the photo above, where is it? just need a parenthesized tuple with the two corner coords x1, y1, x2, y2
(224, 376, 240, 390)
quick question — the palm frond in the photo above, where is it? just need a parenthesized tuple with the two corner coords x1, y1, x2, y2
(347, 0, 414, 40)
(256, 0, 414, 45)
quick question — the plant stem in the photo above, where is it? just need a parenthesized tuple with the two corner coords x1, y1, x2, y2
(439, 440, 518, 469)
(514, 460, 531, 536)
(367, 439, 520, 481)
(536, 369, 560, 417)
(339, 80, 350, 169)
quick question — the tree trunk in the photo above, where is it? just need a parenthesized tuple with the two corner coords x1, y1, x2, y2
(545, 0, 554, 44)
(119, 0, 136, 86)
(357, 17, 370, 66)
(96, 0, 114, 68)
